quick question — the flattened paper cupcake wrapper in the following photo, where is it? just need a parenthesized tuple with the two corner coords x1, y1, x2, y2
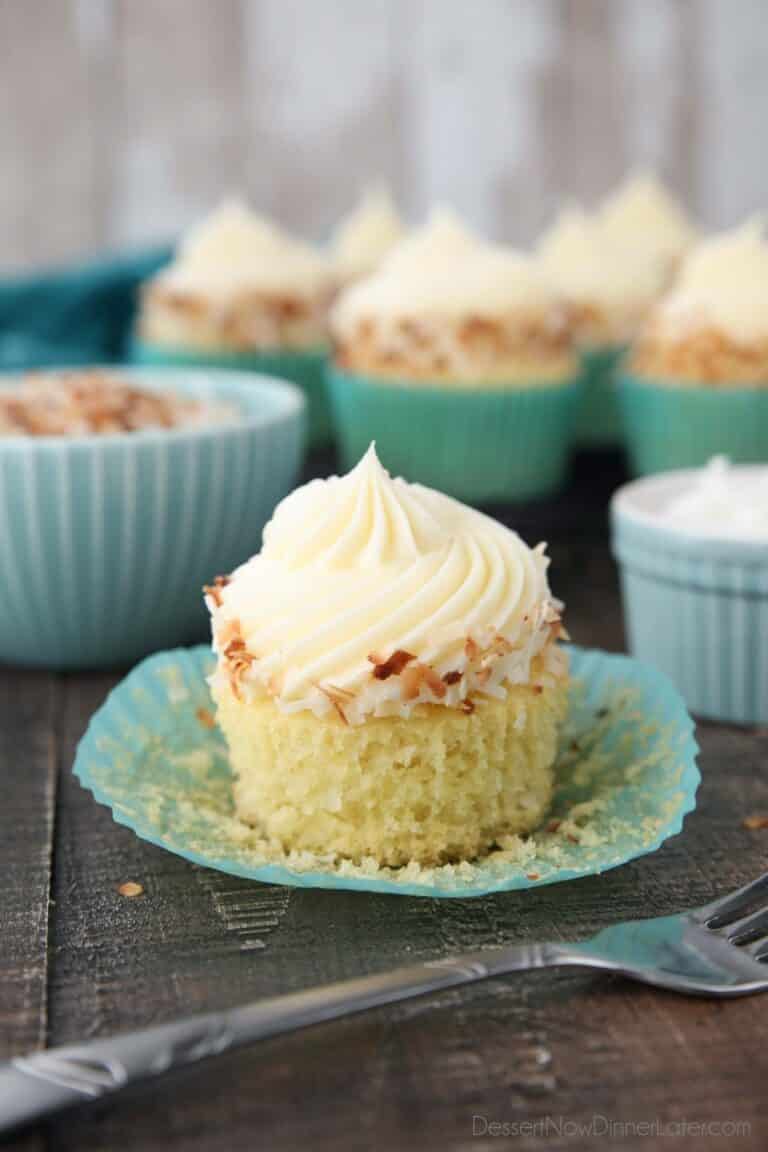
(618, 374, 768, 475)
(73, 644, 699, 898)
(575, 344, 627, 447)
(327, 367, 581, 502)
(133, 342, 331, 446)
(613, 506, 768, 726)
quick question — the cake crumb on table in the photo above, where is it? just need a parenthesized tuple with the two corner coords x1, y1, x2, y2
(117, 881, 144, 898)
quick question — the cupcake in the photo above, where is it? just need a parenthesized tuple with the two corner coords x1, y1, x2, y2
(328, 210, 580, 502)
(205, 445, 569, 866)
(612, 456, 768, 724)
(622, 218, 768, 474)
(135, 199, 333, 445)
(330, 186, 404, 287)
(539, 173, 693, 446)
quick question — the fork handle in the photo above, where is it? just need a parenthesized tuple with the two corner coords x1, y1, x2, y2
(0, 941, 562, 1135)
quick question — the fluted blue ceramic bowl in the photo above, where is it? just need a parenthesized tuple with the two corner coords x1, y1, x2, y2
(612, 468, 768, 725)
(0, 367, 305, 669)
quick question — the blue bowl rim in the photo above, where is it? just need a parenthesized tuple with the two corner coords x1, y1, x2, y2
(0, 365, 306, 453)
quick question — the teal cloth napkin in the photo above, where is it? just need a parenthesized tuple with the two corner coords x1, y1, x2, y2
(0, 246, 171, 372)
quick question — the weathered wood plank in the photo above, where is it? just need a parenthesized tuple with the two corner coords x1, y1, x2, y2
(0, 669, 57, 1152)
(3, 454, 766, 1150)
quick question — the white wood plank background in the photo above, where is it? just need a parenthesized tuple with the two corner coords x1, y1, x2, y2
(1, 0, 767, 271)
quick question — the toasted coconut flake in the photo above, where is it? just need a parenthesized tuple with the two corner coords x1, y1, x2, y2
(368, 649, 416, 680)
(460, 698, 475, 715)
(400, 664, 424, 701)
(442, 670, 462, 686)
(195, 707, 216, 729)
(421, 666, 446, 699)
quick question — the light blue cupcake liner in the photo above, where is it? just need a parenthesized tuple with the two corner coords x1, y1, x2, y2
(619, 374, 768, 475)
(612, 477, 768, 726)
(574, 344, 627, 447)
(73, 644, 699, 898)
(133, 341, 330, 446)
(0, 369, 305, 669)
(327, 367, 582, 503)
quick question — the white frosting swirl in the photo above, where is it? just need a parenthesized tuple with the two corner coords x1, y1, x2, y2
(208, 445, 564, 723)
(538, 205, 670, 325)
(331, 187, 404, 282)
(653, 218, 768, 344)
(332, 209, 561, 333)
(158, 199, 330, 298)
(599, 172, 693, 266)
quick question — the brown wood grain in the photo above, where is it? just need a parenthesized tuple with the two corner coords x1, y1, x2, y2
(0, 670, 57, 1152)
(1, 454, 767, 1150)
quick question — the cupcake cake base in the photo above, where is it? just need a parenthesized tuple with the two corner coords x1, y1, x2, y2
(214, 678, 568, 868)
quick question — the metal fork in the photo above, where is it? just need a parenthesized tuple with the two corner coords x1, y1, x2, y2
(2, 872, 767, 1136)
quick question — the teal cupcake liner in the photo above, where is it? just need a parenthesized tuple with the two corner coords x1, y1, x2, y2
(327, 367, 581, 502)
(0, 369, 305, 669)
(618, 374, 768, 475)
(133, 341, 330, 447)
(612, 472, 768, 725)
(574, 344, 627, 447)
(73, 644, 699, 898)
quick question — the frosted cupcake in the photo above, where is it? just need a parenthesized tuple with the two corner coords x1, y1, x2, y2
(330, 187, 404, 287)
(539, 174, 693, 446)
(206, 445, 569, 867)
(622, 219, 768, 474)
(135, 200, 333, 444)
(328, 210, 579, 502)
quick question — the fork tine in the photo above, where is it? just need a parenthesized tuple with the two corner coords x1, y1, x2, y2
(719, 906, 768, 943)
(696, 872, 768, 928)
(745, 936, 768, 961)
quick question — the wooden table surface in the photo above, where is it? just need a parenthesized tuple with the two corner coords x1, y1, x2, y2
(2, 453, 767, 1152)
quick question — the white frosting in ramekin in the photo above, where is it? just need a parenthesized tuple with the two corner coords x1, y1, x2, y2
(207, 445, 564, 723)
(662, 457, 768, 540)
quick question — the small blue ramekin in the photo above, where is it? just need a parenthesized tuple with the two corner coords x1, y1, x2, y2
(611, 469, 768, 725)
(0, 368, 305, 669)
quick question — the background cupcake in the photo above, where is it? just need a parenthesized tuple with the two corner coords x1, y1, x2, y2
(538, 173, 693, 447)
(622, 218, 768, 474)
(330, 186, 405, 288)
(135, 199, 333, 445)
(328, 210, 580, 502)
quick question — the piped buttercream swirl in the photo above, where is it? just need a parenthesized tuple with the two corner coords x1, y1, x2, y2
(158, 199, 330, 298)
(207, 445, 565, 723)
